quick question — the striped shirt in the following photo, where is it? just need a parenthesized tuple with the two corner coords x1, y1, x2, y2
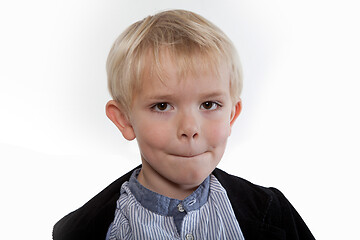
(106, 169, 244, 239)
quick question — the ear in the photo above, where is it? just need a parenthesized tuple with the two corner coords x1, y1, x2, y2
(229, 99, 242, 135)
(105, 100, 136, 141)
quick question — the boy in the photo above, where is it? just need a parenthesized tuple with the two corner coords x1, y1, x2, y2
(53, 10, 315, 239)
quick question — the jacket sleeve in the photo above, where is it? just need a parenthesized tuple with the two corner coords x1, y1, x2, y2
(267, 187, 316, 240)
(213, 168, 315, 239)
(53, 167, 138, 240)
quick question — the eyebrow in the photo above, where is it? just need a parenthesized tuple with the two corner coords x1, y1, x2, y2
(199, 91, 227, 99)
(145, 91, 227, 101)
(145, 94, 174, 101)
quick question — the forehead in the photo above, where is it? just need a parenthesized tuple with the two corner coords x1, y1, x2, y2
(137, 48, 230, 93)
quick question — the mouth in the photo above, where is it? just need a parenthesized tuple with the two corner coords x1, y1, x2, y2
(170, 151, 207, 159)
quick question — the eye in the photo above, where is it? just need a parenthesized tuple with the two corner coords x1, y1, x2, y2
(200, 101, 220, 110)
(152, 102, 172, 112)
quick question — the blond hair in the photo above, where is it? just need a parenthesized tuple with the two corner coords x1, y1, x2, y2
(106, 9, 242, 115)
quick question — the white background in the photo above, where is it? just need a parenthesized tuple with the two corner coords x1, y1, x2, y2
(1, 0, 359, 239)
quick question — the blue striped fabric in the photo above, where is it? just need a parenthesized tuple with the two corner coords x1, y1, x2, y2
(107, 174, 244, 239)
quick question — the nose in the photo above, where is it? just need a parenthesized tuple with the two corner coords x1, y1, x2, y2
(177, 110, 200, 140)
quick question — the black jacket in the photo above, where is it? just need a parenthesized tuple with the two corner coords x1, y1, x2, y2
(53, 166, 315, 239)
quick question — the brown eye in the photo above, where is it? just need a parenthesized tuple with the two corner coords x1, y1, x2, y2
(153, 103, 171, 112)
(202, 101, 214, 109)
(200, 101, 220, 110)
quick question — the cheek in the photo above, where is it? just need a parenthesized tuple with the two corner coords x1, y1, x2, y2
(205, 119, 231, 146)
(134, 119, 172, 149)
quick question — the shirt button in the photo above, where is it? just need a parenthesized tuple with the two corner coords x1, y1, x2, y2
(177, 203, 185, 212)
(185, 233, 194, 240)
(188, 199, 196, 206)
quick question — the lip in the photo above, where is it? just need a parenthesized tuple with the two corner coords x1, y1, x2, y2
(170, 152, 206, 158)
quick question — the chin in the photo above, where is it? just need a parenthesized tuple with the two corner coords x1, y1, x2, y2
(172, 168, 211, 187)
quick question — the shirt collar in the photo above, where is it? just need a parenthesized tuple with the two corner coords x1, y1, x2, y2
(128, 168, 210, 216)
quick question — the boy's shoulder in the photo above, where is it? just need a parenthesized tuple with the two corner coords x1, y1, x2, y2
(52, 168, 133, 240)
(213, 168, 283, 222)
(213, 168, 314, 239)
(53, 166, 314, 240)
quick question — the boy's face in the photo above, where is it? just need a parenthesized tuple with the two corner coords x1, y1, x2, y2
(107, 53, 241, 196)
